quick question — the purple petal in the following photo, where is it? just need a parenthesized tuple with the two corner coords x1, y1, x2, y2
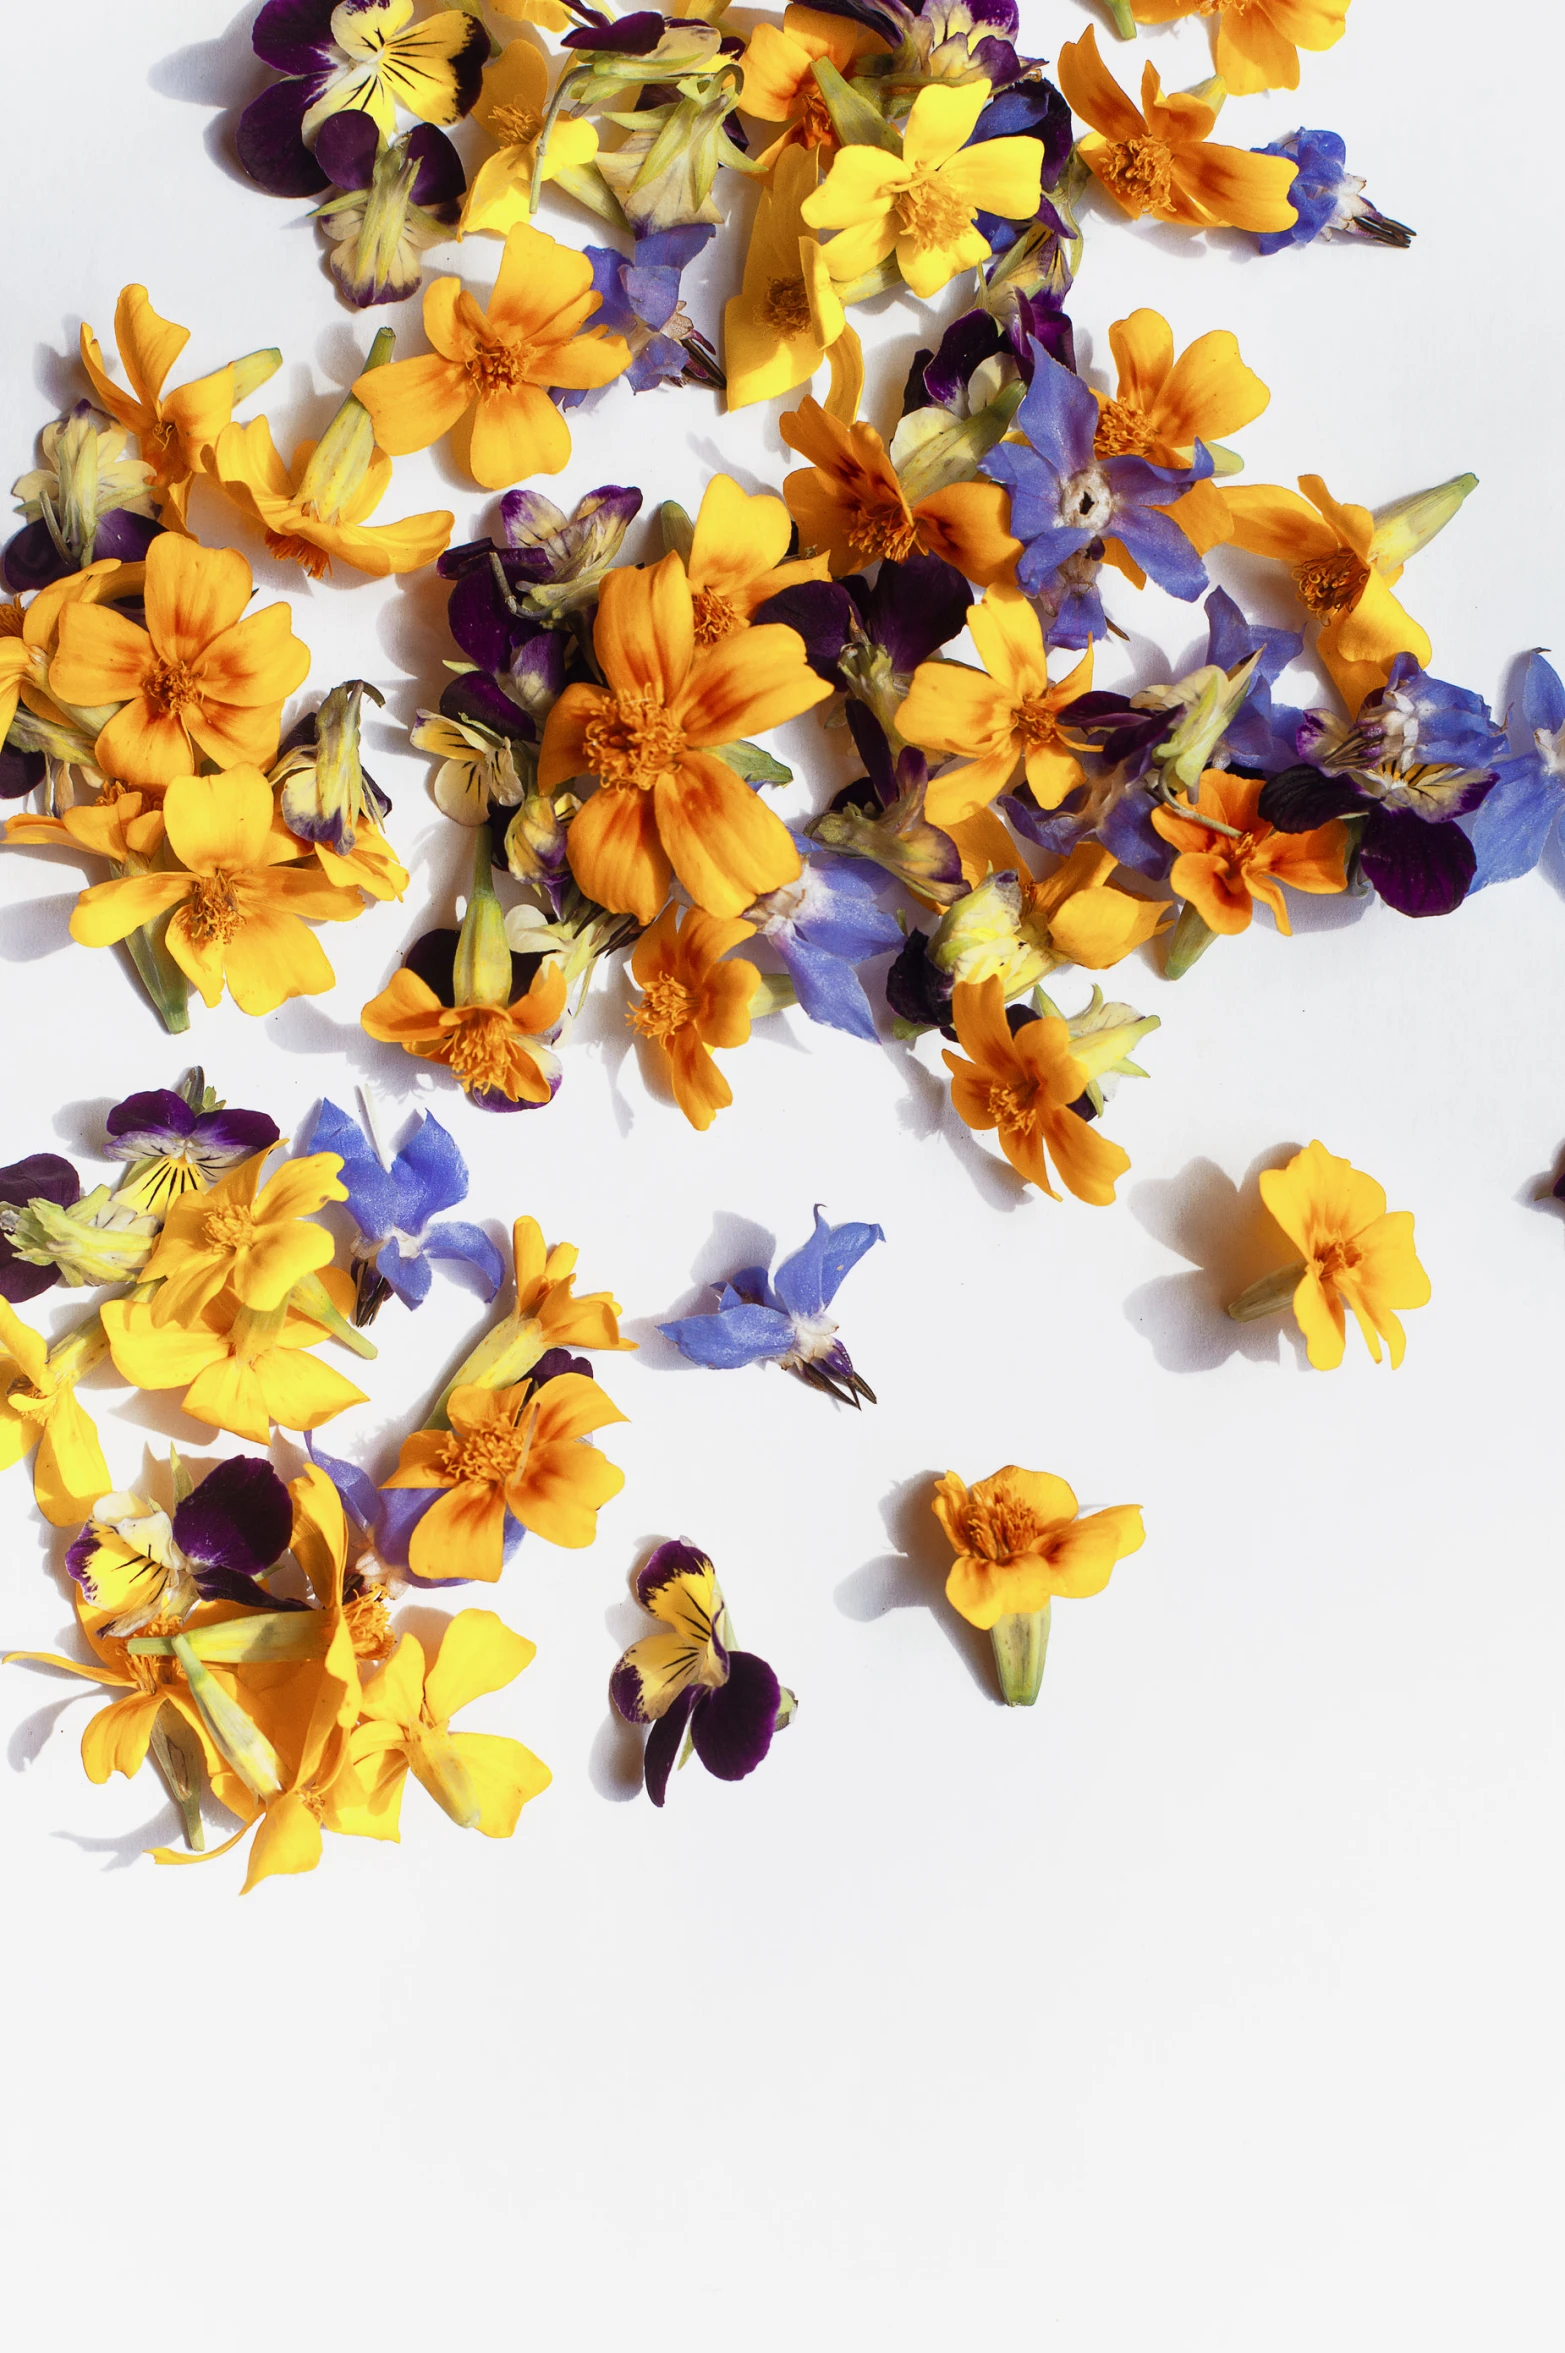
(421, 1220, 506, 1297)
(438, 670, 537, 740)
(314, 109, 379, 193)
(1360, 805, 1475, 917)
(304, 1098, 398, 1240)
(643, 1685, 699, 1805)
(3, 521, 76, 593)
(563, 10, 666, 51)
(1258, 765, 1364, 832)
(402, 929, 461, 1006)
(861, 552, 970, 671)
(236, 74, 334, 198)
(1462, 758, 1563, 890)
(751, 581, 856, 683)
(92, 510, 163, 565)
(689, 1651, 781, 1782)
(0, 743, 47, 798)
(189, 1107, 283, 1159)
(636, 225, 715, 271)
(0, 1153, 80, 1212)
(633, 1540, 715, 1610)
(304, 1434, 383, 1541)
(1012, 345, 1098, 480)
(172, 1455, 292, 1577)
(251, 0, 337, 72)
(773, 934, 880, 1041)
(1105, 499, 1208, 602)
(407, 122, 467, 210)
(1518, 649, 1565, 738)
(376, 1240, 434, 1306)
(106, 1087, 195, 1143)
(192, 1564, 309, 1612)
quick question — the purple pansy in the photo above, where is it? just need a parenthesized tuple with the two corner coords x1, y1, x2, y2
(303, 1099, 504, 1317)
(68, 1455, 303, 1621)
(3, 506, 160, 596)
(1462, 652, 1565, 891)
(311, 116, 466, 309)
(609, 1540, 787, 1807)
(103, 1083, 280, 1213)
(1254, 129, 1413, 256)
(0, 1155, 80, 1304)
(237, 0, 487, 200)
(660, 1209, 883, 1405)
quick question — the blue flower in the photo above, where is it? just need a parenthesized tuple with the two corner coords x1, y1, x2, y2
(575, 228, 722, 396)
(303, 1100, 505, 1316)
(1253, 129, 1413, 256)
(1462, 652, 1565, 891)
(744, 841, 904, 1042)
(983, 344, 1211, 644)
(660, 1211, 884, 1405)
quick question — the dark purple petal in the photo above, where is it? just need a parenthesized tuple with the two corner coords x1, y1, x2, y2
(3, 520, 75, 593)
(633, 1539, 714, 1610)
(1258, 764, 1365, 833)
(609, 1654, 650, 1724)
(643, 1685, 699, 1806)
(529, 1347, 593, 1389)
(438, 671, 538, 741)
(844, 702, 896, 806)
(251, 0, 338, 72)
(191, 1564, 309, 1612)
(885, 930, 955, 1036)
(689, 1650, 781, 1783)
(407, 122, 467, 210)
(563, 10, 666, 51)
(921, 310, 1006, 410)
(635, 225, 715, 271)
(106, 1087, 196, 1143)
(172, 1456, 292, 1577)
(1010, 291, 1075, 376)
(446, 554, 551, 671)
(752, 580, 856, 683)
(403, 928, 461, 1005)
(91, 510, 163, 565)
(236, 75, 334, 198)
(861, 553, 971, 671)
(0, 1154, 80, 1212)
(446, 13, 490, 115)
(975, 77, 1072, 184)
(190, 1107, 282, 1157)
(0, 744, 47, 799)
(314, 108, 380, 193)
(1360, 804, 1476, 918)
(65, 1527, 97, 1590)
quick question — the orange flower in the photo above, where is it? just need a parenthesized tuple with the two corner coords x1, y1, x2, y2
(683, 473, 830, 647)
(1131, 0, 1350, 96)
(1221, 474, 1432, 710)
(79, 284, 278, 523)
(1150, 768, 1349, 935)
(933, 1467, 1145, 1630)
(896, 585, 1092, 826)
(1057, 26, 1299, 233)
(739, 5, 889, 170)
(1092, 306, 1268, 557)
(383, 1374, 627, 1581)
(780, 397, 1020, 584)
(539, 552, 830, 925)
(628, 903, 760, 1132)
(942, 976, 1132, 1204)
(47, 535, 310, 787)
(361, 956, 568, 1106)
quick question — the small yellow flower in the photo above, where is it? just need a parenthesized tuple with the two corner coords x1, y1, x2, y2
(385, 1375, 627, 1579)
(933, 1467, 1145, 1629)
(0, 1301, 111, 1528)
(142, 1146, 347, 1329)
(1222, 474, 1432, 711)
(213, 415, 453, 581)
(897, 585, 1092, 827)
(1058, 26, 1299, 232)
(724, 146, 846, 410)
(331, 1610, 552, 1840)
(1130, 0, 1351, 97)
(102, 1272, 368, 1445)
(79, 284, 279, 523)
(1231, 1141, 1431, 1370)
(461, 40, 600, 239)
(682, 471, 831, 645)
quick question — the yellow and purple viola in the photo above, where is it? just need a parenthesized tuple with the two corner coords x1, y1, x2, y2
(609, 1542, 793, 1806)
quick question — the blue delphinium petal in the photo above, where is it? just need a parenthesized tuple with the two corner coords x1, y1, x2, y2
(306, 1435, 389, 1542)
(1463, 760, 1562, 891)
(422, 1220, 507, 1296)
(1520, 648, 1565, 736)
(659, 1304, 796, 1368)
(1009, 344, 1097, 479)
(771, 1210, 884, 1319)
(306, 1098, 400, 1242)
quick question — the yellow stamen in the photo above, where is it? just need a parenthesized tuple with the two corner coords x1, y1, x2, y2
(582, 691, 686, 790)
(629, 975, 696, 1045)
(200, 1201, 258, 1252)
(466, 337, 528, 397)
(437, 1417, 531, 1488)
(845, 498, 918, 565)
(489, 101, 543, 149)
(1094, 398, 1155, 459)
(1293, 547, 1369, 622)
(892, 172, 972, 251)
(143, 654, 200, 717)
(1094, 136, 1175, 213)
(184, 875, 241, 945)
(763, 276, 813, 335)
(691, 586, 741, 645)
(960, 1493, 1050, 1561)
(985, 1079, 1036, 1133)
(443, 1005, 520, 1093)
(1014, 695, 1063, 751)
(264, 528, 332, 579)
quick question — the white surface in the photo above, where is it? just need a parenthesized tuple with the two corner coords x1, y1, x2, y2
(2, 5, 1562, 2347)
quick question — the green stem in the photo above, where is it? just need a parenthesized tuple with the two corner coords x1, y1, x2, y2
(1163, 901, 1217, 980)
(1104, 0, 1138, 36)
(1226, 1261, 1307, 1324)
(124, 907, 190, 1033)
(290, 1271, 380, 1360)
(990, 1605, 1051, 1707)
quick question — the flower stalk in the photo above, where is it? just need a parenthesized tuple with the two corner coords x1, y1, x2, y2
(990, 1603, 1051, 1707)
(1226, 1261, 1308, 1322)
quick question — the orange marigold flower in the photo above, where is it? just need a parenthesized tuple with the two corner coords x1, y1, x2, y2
(1057, 25, 1299, 233)
(1221, 473, 1432, 711)
(383, 1373, 628, 1581)
(683, 472, 830, 646)
(896, 585, 1092, 826)
(1150, 768, 1349, 935)
(361, 955, 568, 1107)
(79, 284, 279, 523)
(1229, 1141, 1431, 1370)
(628, 903, 761, 1132)
(942, 975, 1132, 1204)
(1130, 0, 1351, 96)
(739, 5, 889, 170)
(933, 1466, 1146, 1630)
(780, 396, 1020, 584)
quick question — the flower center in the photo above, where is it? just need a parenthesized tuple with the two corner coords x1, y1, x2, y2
(1095, 136, 1175, 213)
(796, 82, 834, 149)
(436, 1421, 530, 1489)
(345, 1581, 394, 1659)
(1060, 466, 1117, 535)
(489, 101, 542, 149)
(465, 336, 529, 397)
(581, 690, 686, 789)
(629, 975, 697, 1045)
(443, 1006, 519, 1093)
(1293, 547, 1370, 622)
(201, 1201, 258, 1252)
(1094, 398, 1155, 459)
(763, 275, 813, 335)
(892, 169, 972, 251)
(184, 874, 241, 944)
(691, 585, 741, 645)
(1311, 1235, 1361, 1286)
(985, 1078, 1036, 1133)
(845, 494, 919, 565)
(961, 1494, 1048, 1562)
(143, 653, 200, 718)
(1014, 695, 1061, 750)
(264, 528, 332, 580)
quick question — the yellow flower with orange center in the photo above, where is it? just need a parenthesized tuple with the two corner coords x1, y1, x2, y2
(942, 976, 1134, 1205)
(141, 1146, 347, 1330)
(933, 1466, 1146, 1630)
(896, 585, 1092, 827)
(724, 146, 848, 412)
(780, 396, 1020, 582)
(540, 550, 830, 925)
(1057, 26, 1299, 232)
(79, 284, 279, 523)
(1230, 1141, 1431, 1370)
(1150, 768, 1350, 936)
(1130, 0, 1351, 96)
(384, 1374, 627, 1581)
(628, 903, 761, 1132)
(1221, 473, 1431, 709)
(460, 39, 601, 239)
(212, 415, 453, 582)
(682, 472, 831, 647)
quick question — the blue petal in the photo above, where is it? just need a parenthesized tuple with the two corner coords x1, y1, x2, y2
(1517, 649, 1565, 738)
(304, 1099, 398, 1242)
(659, 1305, 795, 1368)
(1461, 757, 1563, 890)
(304, 1435, 386, 1543)
(389, 1111, 470, 1232)
(775, 935, 882, 1041)
(377, 1239, 434, 1306)
(771, 1210, 884, 1319)
(422, 1220, 506, 1297)
(792, 887, 904, 965)
(1011, 343, 1098, 480)
(1107, 501, 1209, 602)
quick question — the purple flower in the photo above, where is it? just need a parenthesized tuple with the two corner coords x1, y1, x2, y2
(1462, 652, 1565, 891)
(0, 1155, 80, 1304)
(572, 229, 722, 397)
(756, 551, 970, 732)
(304, 1099, 504, 1317)
(237, 0, 487, 201)
(1254, 129, 1413, 256)
(312, 116, 466, 310)
(67, 1455, 303, 1625)
(104, 1081, 280, 1214)
(609, 1541, 788, 1807)
(660, 1209, 882, 1405)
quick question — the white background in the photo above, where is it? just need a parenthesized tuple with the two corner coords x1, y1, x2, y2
(2, 5, 1562, 2347)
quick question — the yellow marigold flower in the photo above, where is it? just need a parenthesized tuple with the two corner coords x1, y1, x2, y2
(79, 285, 279, 524)
(6, 1582, 222, 1790)
(683, 472, 831, 644)
(461, 39, 600, 238)
(1151, 768, 1349, 935)
(48, 535, 310, 787)
(780, 395, 1020, 581)
(724, 146, 847, 411)
(0, 558, 151, 748)
(628, 903, 760, 1132)
(934, 1466, 1145, 1630)
(6, 784, 164, 867)
(361, 954, 568, 1106)
(942, 975, 1132, 1204)
(1057, 26, 1299, 233)
(69, 768, 363, 1015)
(1230, 1141, 1431, 1370)
(1131, 0, 1351, 96)
(331, 1611, 551, 1839)
(540, 551, 829, 925)
(142, 1146, 346, 1329)
(386, 1376, 627, 1579)
(802, 81, 1043, 300)
(1222, 473, 1431, 710)
(739, 6, 890, 170)
(102, 1269, 368, 1445)
(897, 585, 1092, 826)
(351, 223, 632, 490)
(212, 416, 453, 582)
(0, 1301, 111, 1528)
(1093, 306, 1268, 557)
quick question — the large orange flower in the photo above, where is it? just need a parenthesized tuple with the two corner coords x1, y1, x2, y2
(1057, 26, 1299, 232)
(739, 5, 889, 170)
(628, 904, 760, 1132)
(383, 1374, 627, 1581)
(942, 976, 1132, 1204)
(48, 535, 309, 787)
(1150, 769, 1349, 936)
(780, 397, 1020, 583)
(540, 553, 830, 924)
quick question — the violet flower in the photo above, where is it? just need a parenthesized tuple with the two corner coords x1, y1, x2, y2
(660, 1210, 883, 1406)
(304, 1099, 504, 1320)
(571, 229, 722, 397)
(237, 0, 487, 200)
(610, 1541, 790, 1806)
(0, 1155, 81, 1305)
(312, 116, 466, 310)
(804, 0, 1031, 92)
(104, 1078, 280, 1215)
(67, 1454, 305, 1632)
(1254, 130, 1413, 256)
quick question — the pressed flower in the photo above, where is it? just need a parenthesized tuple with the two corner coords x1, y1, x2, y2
(933, 1465, 1144, 1702)
(70, 768, 364, 1015)
(304, 1098, 504, 1316)
(68, 1453, 300, 1631)
(461, 38, 601, 238)
(725, 146, 849, 410)
(102, 1273, 368, 1446)
(1057, 26, 1299, 233)
(628, 904, 761, 1132)
(738, 6, 889, 170)
(142, 1145, 346, 1329)
(610, 1542, 790, 1806)
(456, 481, 645, 631)
(311, 116, 468, 308)
(104, 1078, 280, 1215)
(661, 1209, 882, 1405)
(942, 975, 1139, 1204)
(897, 585, 1091, 826)
(48, 536, 311, 788)
(780, 396, 1020, 585)
(1151, 768, 1349, 941)
(539, 551, 829, 925)
(350, 223, 632, 491)
(1131, 0, 1350, 96)
(0, 1154, 82, 1304)
(0, 1300, 112, 1527)
(1228, 1140, 1431, 1370)
(682, 472, 831, 648)
(383, 1371, 627, 1580)
(335, 1610, 551, 1838)
(803, 81, 1044, 301)
(5, 402, 158, 594)
(237, 0, 489, 199)
(79, 285, 281, 524)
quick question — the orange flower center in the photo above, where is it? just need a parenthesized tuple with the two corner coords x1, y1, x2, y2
(1311, 1234, 1362, 1287)
(143, 653, 201, 718)
(582, 690, 686, 790)
(985, 1077, 1037, 1133)
(437, 1420, 529, 1489)
(691, 585, 741, 645)
(845, 494, 919, 565)
(443, 1005, 522, 1095)
(184, 874, 242, 945)
(892, 169, 972, 251)
(794, 82, 835, 149)
(629, 975, 697, 1045)
(1293, 547, 1370, 622)
(489, 101, 543, 149)
(1095, 136, 1175, 213)
(201, 1201, 258, 1252)
(264, 528, 331, 580)
(0, 601, 24, 641)
(960, 1493, 1048, 1562)
(1094, 398, 1155, 459)
(1014, 695, 1062, 751)
(346, 1582, 394, 1659)
(466, 335, 529, 397)
(763, 275, 813, 335)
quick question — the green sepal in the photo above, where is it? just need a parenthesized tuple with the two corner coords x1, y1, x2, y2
(713, 739, 792, 788)
(810, 60, 901, 153)
(290, 1271, 380, 1361)
(990, 1604, 1050, 1706)
(124, 908, 191, 1034)
(148, 1703, 207, 1851)
(1163, 900, 1217, 979)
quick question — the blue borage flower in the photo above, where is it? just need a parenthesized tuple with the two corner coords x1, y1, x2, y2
(744, 836, 904, 1041)
(1254, 129, 1414, 257)
(660, 1209, 883, 1406)
(572, 229, 723, 397)
(237, 0, 488, 201)
(67, 1454, 304, 1634)
(1462, 652, 1565, 891)
(104, 1076, 281, 1215)
(983, 343, 1212, 645)
(609, 1541, 790, 1807)
(303, 1098, 505, 1321)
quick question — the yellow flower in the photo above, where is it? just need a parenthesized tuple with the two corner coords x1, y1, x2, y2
(141, 1146, 346, 1329)
(942, 975, 1134, 1204)
(5, 784, 164, 868)
(6, 1583, 222, 1791)
(79, 284, 279, 523)
(0, 561, 136, 748)
(628, 903, 761, 1131)
(351, 223, 631, 490)
(1221, 474, 1431, 710)
(332, 1610, 552, 1839)
(1130, 0, 1351, 96)
(0, 1301, 111, 1528)
(300, 0, 490, 144)
(47, 535, 310, 787)
(1057, 26, 1299, 232)
(212, 415, 453, 581)
(1232, 1141, 1431, 1370)
(461, 39, 601, 239)
(933, 1466, 1145, 1629)
(725, 145, 846, 410)
(385, 1374, 627, 1580)
(682, 471, 831, 645)
(101, 1271, 368, 1445)
(802, 81, 1044, 299)
(738, 6, 890, 171)
(897, 586, 1092, 826)
(69, 768, 364, 1014)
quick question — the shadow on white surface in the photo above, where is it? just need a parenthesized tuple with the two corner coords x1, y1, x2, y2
(1124, 1148, 1313, 1373)
(148, 5, 273, 189)
(836, 1471, 997, 1702)
(0, 891, 80, 962)
(891, 1045, 1033, 1212)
